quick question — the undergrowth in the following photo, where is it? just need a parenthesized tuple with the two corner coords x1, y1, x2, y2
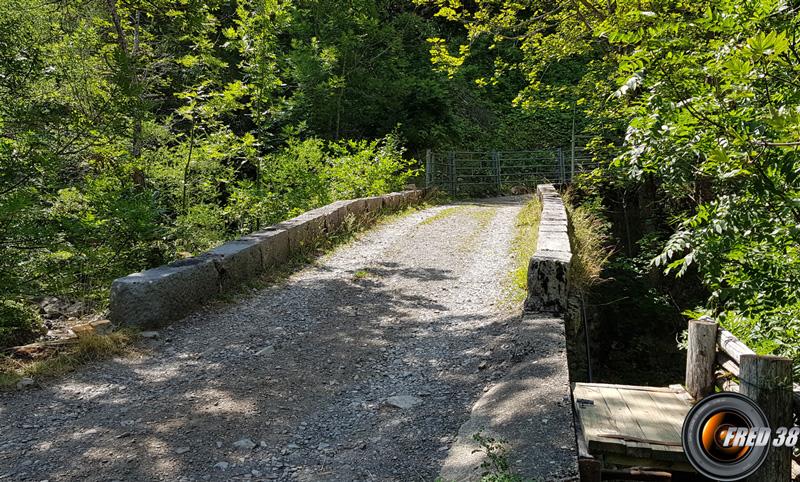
(563, 191, 611, 294)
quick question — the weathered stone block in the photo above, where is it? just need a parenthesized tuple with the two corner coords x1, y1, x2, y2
(246, 227, 289, 267)
(209, 238, 264, 288)
(382, 192, 403, 211)
(293, 211, 326, 245)
(525, 184, 573, 314)
(541, 206, 567, 220)
(274, 217, 310, 253)
(109, 255, 220, 327)
(345, 198, 367, 219)
(311, 201, 347, 233)
(363, 196, 383, 214)
(400, 190, 420, 205)
(538, 223, 569, 234)
(536, 230, 571, 253)
(525, 251, 572, 313)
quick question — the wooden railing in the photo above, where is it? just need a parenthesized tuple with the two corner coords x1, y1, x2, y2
(686, 317, 795, 481)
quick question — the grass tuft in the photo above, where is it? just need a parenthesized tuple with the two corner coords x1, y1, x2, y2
(504, 197, 542, 305)
(418, 206, 465, 226)
(563, 190, 611, 293)
(0, 331, 133, 389)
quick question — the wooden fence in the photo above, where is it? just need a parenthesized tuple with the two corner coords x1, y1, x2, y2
(686, 317, 796, 481)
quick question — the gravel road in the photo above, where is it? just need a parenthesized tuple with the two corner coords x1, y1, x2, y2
(0, 196, 552, 482)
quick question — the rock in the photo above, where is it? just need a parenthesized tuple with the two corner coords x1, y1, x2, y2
(91, 319, 113, 335)
(175, 446, 190, 455)
(317, 443, 330, 451)
(255, 345, 275, 356)
(39, 296, 65, 317)
(140, 331, 159, 339)
(286, 443, 300, 450)
(16, 378, 34, 390)
(525, 184, 572, 313)
(70, 323, 95, 338)
(213, 461, 229, 471)
(385, 395, 422, 409)
(234, 438, 256, 450)
(381, 192, 404, 211)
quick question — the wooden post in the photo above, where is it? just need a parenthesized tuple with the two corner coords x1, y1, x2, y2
(741, 354, 792, 482)
(570, 104, 576, 181)
(685, 319, 717, 400)
(578, 458, 602, 482)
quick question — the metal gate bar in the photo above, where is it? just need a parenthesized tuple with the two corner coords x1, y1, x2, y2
(426, 149, 586, 195)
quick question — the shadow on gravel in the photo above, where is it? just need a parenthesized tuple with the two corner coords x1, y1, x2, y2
(440, 314, 576, 481)
(453, 195, 531, 208)
(0, 258, 528, 481)
(358, 261, 459, 283)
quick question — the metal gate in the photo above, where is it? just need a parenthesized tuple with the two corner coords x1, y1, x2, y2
(425, 149, 568, 195)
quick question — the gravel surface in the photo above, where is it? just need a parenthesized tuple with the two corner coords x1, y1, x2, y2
(0, 196, 562, 482)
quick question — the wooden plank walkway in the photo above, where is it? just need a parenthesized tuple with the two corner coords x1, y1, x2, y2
(573, 382, 695, 471)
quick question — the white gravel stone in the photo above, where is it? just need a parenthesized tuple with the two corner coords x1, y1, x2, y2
(384, 395, 422, 409)
(233, 438, 256, 450)
(16, 377, 34, 390)
(255, 345, 275, 356)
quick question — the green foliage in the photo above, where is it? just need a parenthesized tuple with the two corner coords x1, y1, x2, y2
(470, 432, 527, 482)
(1, 0, 429, 315)
(566, 195, 612, 294)
(420, 0, 800, 371)
(227, 134, 416, 234)
(0, 300, 46, 348)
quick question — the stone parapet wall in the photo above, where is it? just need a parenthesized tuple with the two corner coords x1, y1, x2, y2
(110, 190, 427, 327)
(525, 184, 572, 313)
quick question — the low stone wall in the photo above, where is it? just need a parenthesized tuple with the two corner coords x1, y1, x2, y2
(109, 190, 426, 327)
(525, 184, 572, 313)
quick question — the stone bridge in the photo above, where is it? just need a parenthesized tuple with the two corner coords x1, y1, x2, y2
(0, 186, 578, 481)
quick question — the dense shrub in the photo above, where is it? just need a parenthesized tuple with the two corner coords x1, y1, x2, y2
(0, 300, 46, 349)
(2, 131, 417, 311)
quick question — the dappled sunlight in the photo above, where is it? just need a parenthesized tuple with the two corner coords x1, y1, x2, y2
(0, 198, 538, 481)
(188, 388, 258, 416)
